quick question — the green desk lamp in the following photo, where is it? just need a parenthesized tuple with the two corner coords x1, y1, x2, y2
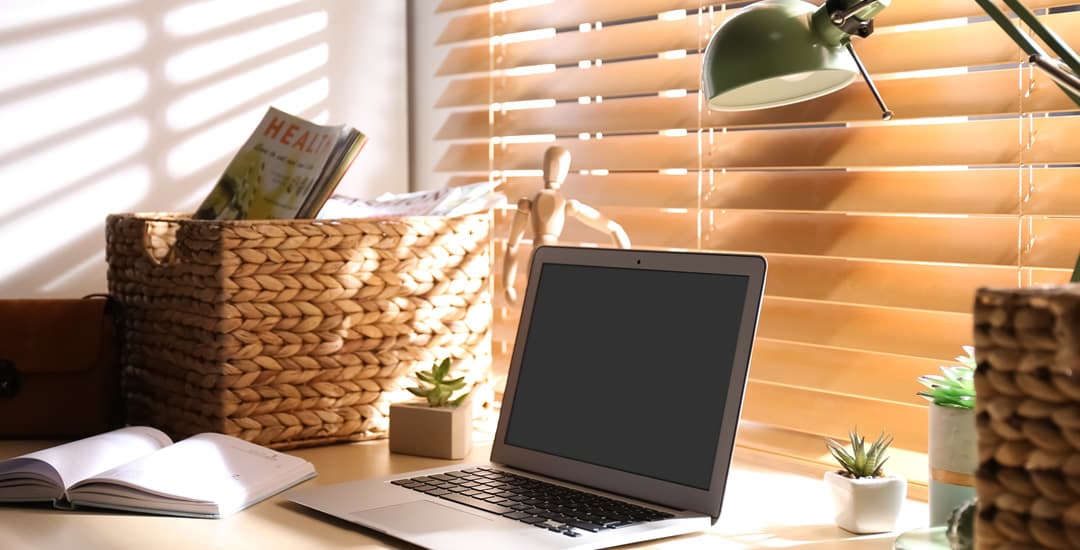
(702, 0, 893, 118)
(701, 0, 1080, 278)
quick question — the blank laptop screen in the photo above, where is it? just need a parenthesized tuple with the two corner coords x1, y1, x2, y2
(503, 262, 750, 490)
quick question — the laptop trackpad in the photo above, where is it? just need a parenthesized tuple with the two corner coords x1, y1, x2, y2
(351, 500, 494, 534)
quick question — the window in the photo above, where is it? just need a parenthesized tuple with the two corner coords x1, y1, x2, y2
(423, 0, 1080, 498)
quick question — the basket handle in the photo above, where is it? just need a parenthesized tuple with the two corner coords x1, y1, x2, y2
(140, 218, 180, 267)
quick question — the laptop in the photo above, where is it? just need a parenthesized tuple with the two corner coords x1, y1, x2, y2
(289, 245, 767, 550)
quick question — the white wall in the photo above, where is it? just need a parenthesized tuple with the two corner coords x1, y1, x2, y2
(407, 0, 455, 192)
(0, 0, 409, 298)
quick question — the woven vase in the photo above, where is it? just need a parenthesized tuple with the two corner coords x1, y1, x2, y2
(105, 212, 493, 449)
(973, 285, 1080, 549)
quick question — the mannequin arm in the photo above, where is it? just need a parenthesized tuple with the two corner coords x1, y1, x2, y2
(502, 198, 532, 305)
(566, 199, 631, 248)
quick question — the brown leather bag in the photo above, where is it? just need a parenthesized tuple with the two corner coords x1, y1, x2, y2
(0, 296, 123, 438)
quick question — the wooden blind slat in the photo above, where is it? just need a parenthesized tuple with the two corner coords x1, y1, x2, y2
(1028, 167, 1080, 215)
(874, 0, 1075, 27)
(439, 0, 703, 45)
(1023, 217, 1080, 269)
(437, 118, 1030, 171)
(493, 206, 698, 248)
(497, 168, 1080, 217)
(1028, 115, 1080, 163)
(437, 70, 1071, 140)
(742, 381, 929, 453)
(702, 211, 1018, 265)
(1028, 267, 1073, 285)
(757, 298, 972, 363)
(750, 339, 943, 407)
(864, 11, 1080, 73)
(439, 119, 1027, 171)
(762, 255, 1018, 313)
(500, 173, 699, 208)
(440, 16, 702, 76)
(700, 169, 1021, 215)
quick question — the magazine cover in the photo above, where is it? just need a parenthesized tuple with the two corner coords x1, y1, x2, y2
(194, 107, 362, 220)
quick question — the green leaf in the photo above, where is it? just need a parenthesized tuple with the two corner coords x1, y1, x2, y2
(436, 358, 451, 380)
(407, 387, 428, 398)
(872, 456, 890, 477)
(444, 379, 468, 391)
(825, 438, 856, 470)
(449, 391, 471, 408)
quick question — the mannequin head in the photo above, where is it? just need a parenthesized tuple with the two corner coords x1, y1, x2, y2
(542, 146, 571, 190)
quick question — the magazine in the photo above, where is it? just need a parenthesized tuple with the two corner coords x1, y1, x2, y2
(0, 426, 316, 518)
(194, 106, 367, 220)
(317, 181, 505, 219)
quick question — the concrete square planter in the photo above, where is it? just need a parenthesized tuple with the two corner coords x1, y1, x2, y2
(389, 399, 472, 460)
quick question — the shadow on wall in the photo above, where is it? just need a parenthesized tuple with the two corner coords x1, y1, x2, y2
(0, 0, 405, 298)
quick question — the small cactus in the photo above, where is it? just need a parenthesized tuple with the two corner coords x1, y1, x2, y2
(825, 429, 893, 478)
(407, 358, 471, 408)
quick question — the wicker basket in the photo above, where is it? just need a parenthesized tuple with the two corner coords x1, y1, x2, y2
(105, 212, 492, 449)
(973, 285, 1080, 549)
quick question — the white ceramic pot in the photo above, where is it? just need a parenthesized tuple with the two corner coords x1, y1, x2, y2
(825, 470, 907, 534)
(928, 404, 976, 526)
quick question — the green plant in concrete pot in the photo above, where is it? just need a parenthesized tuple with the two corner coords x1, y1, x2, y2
(824, 429, 907, 534)
(917, 346, 977, 526)
(390, 358, 473, 460)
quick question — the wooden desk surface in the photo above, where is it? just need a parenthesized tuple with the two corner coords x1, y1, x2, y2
(0, 438, 929, 549)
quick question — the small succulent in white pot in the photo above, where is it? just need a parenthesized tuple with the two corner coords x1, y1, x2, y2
(824, 429, 907, 534)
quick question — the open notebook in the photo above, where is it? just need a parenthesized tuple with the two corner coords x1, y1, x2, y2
(0, 426, 315, 518)
(291, 246, 767, 549)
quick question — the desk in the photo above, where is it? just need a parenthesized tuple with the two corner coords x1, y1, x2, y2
(0, 439, 928, 549)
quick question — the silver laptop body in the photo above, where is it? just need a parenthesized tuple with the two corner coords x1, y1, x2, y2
(290, 246, 767, 550)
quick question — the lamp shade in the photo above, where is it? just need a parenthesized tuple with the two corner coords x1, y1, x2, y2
(702, 0, 858, 111)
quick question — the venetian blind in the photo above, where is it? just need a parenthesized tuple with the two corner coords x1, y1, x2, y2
(428, 0, 1080, 497)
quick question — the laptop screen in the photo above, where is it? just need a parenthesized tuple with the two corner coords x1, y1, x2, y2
(503, 262, 750, 491)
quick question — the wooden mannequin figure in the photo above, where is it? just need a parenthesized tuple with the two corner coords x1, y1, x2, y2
(502, 145, 631, 305)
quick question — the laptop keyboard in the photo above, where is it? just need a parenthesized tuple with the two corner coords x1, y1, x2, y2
(391, 466, 674, 538)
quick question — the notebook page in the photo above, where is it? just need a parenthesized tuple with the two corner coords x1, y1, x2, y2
(8, 426, 171, 490)
(71, 432, 315, 514)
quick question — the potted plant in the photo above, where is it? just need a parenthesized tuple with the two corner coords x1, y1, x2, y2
(917, 346, 977, 526)
(824, 429, 907, 534)
(389, 358, 473, 460)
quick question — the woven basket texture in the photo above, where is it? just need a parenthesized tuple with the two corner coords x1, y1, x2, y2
(105, 212, 492, 449)
(974, 285, 1080, 550)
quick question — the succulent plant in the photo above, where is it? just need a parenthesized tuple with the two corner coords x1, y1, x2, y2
(407, 358, 471, 408)
(825, 429, 893, 478)
(917, 345, 976, 409)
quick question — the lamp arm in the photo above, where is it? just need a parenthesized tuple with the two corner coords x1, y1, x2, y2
(1031, 54, 1080, 95)
(845, 43, 893, 120)
(974, 0, 1080, 106)
(1001, 0, 1080, 77)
